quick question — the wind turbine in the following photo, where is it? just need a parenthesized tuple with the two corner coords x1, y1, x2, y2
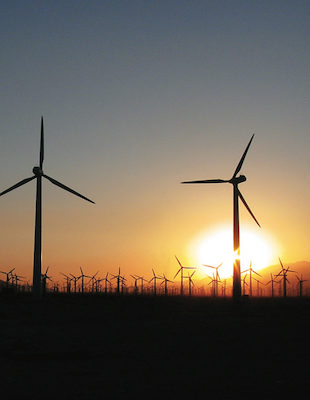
(102, 272, 111, 294)
(60, 272, 72, 293)
(208, 273, 222, 297)
(160, 273, 174, 296)
(0, 267, 15, 289)
(182, 134, 260, 299)
(0, 117, 95, 297)
(69, 273, 79, 293)
(174, 255, 196, 296)
(265, 273, 279, 298)
(202, 263, 223, 281)
(242, 261, 261, 296)
(131, 275, 140, 295)
(184, 271, 196, 296)
(41, 266, 52, 295)
(135, 275, 148, 295)
(149, 268, 163, 296)
(296, 274, 308, 297)
(11, 272, 25, 292)
(275, 258, 296, 297)
(241, 273, 248, 296)
(88, 271, 99, 293)
(111, 267, 126, 294)
(78, 267, 91, 294)
(252, 276, 263, 296)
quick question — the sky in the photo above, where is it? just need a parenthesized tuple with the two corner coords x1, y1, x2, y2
(1, 1, 310, 286)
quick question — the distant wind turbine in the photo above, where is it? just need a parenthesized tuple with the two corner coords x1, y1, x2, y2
(160, 273, 174, 296)
(242, 261, 261, 296)
(131, 275, 140, 295)
(174, 256, 196, 296)
(296, 274, 308, 297)
(60, 272, 72, 293)
(184, 271, 195, 296)
(149, 268, 163, 296)
(241, 273, 248, 295)
(111, 267, 126, 294)
(276, 258, 296, 297)
(0, 117, 95, 297)
(0, 267, 15, 289)
(135, 275, 148, 295)
(78, 267, 92, 294)
(182, 134, 260, 299)
(69, 273, 79, 293)
(102, 272, 111, 294)
(265, 273, 279, 298)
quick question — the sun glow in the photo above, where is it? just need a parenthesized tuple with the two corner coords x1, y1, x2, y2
(190, 225, 277, 279)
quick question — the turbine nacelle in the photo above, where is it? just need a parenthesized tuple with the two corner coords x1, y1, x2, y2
(33, 166, 43, 176)
(230, 174, 246, 185)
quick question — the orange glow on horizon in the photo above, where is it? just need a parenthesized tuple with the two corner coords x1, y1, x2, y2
(189, 225, 280, 279)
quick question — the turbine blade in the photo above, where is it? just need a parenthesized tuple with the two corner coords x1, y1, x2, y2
(174, 268, 181, 279)
(237, 188, 261, 227)
(182, 179, 227, 184)
(40, 117, 44, 169)
(202, 264, 216, 269)
(43, 174, 95, 204)
(0, 176, 36, 197)
(175, 255, 182, 268)
(279, 257, 284, 270)
(232, 134, 255, 178)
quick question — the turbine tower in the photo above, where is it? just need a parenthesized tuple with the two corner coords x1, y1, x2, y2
(182, 135, 260, 299)
(0, 117, 95, 297)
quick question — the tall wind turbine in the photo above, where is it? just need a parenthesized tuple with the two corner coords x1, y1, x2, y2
(182, 135, 260, 299)
(0, 117, 95, 297)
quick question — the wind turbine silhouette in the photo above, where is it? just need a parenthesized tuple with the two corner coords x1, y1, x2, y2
(184, 271, 195, 296)
(78, 267, 92, 293)
(265, 273, 279, 298)
(242, 261, 261, 296)
(203, 263, 223, 281)
(182, 134, 260, 299)
(296, 274, 308, 297)
(149, 268, 163, 296)
(160, 273, 174, 296)
(0, 267, 15, 289)
(241, 273, 248, 295)
(60, 272, 72, 293)
(0, 117, 95, 297)
(174, 255, 196, 296)
(276, 258, 296, 297)
(41, 266, 52, 295)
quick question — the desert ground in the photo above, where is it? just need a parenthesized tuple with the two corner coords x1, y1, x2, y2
(1, 293, 309, 399)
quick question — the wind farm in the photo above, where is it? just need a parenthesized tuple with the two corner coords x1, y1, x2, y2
(1, 2, 310, 398)
(1, 120, 309, 400)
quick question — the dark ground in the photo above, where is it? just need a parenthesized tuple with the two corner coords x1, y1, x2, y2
(0, 294, 309, 399)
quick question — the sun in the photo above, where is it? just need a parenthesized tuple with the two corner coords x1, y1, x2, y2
(189, 225, 278, 279)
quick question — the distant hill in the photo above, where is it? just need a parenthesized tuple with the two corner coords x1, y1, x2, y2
(259, 260, 310, 281)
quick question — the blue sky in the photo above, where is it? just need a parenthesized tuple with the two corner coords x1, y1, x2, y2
(1, 1, 310, 282)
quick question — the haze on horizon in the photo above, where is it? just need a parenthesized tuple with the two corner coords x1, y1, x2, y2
(1, 1, 309, 283)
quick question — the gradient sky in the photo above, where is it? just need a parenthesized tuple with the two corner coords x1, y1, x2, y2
(1, 1, 310, 284)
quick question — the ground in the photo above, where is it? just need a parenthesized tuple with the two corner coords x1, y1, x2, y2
(0, 294, 309, 399)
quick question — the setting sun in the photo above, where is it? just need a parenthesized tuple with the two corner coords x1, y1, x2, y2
(189, 225, 278, 279)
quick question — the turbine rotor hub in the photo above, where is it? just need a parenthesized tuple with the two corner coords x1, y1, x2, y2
(33, 166, 43, 176)
(230, 175, 247, 184)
